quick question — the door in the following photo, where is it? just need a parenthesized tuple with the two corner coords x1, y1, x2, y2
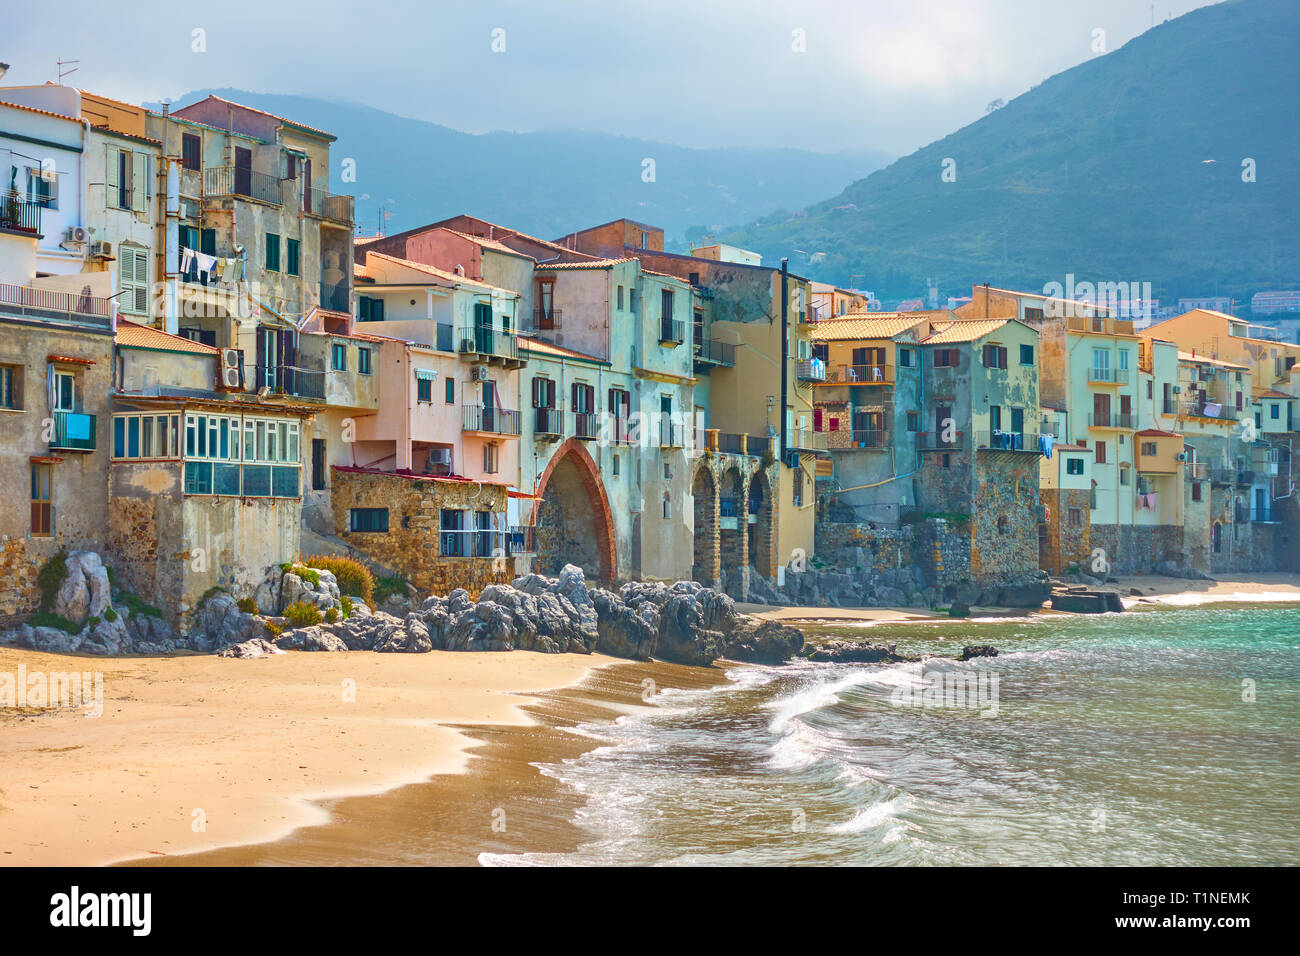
(935, 404, 953, 446)
(311, 438, 327, 491)
(301, 158, 312, 213)
(234, 146, 252, 197)
(481, 380, 496, 432)
(1119, 394, 1132, 425)
(1093, 392, 1110, 428)
(661, 394, 673, 445)
(53, 371, 75, 412)
(1255, 488, 1267, 521)
(1011, 407, 1024, 447)
(476, 510, 494, 558)
(474, 302, 493, 354)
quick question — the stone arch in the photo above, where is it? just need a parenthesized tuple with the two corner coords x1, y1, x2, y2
(747, 468, 776, 578)
(534, 438, 616, 582)
(719, 464, 747, 583)
(691, 461, 719, 586)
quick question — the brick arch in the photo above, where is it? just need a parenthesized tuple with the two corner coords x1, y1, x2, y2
(534, 438, 617, 582)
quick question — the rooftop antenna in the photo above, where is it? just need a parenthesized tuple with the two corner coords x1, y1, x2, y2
(57, 58, 80, 84)
(377, 208, 392, 237)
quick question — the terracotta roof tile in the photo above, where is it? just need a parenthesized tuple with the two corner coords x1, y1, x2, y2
(116, 320, 219, 354)
(922, 319, 1012, 344)
(811, 314, 928, 342)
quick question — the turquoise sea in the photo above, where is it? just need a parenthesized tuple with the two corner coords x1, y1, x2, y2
(485, 602, 1300, 865)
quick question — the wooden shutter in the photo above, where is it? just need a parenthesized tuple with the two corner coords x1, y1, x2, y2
(131, 248, 150, 314)
(131, 152, 147, 213)
(106, 146, 119, 202)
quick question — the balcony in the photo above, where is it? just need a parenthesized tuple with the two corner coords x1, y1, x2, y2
(1237, 469, 1255, 486)
(787, 428, 828, 452)
(320, 281, 351, 314)
(659, 318, 685, 346)
(0, 198, 42, 235)
(823, 363, 892, 385)
(1181, 400, 1239, 423)
(0, 282, 113, 330)
(203, 165, 283, 206)
(796, 359, 826, 382)
(508, 525, 536, 555)
(845, 429, 887, 450)
(573, 411, 599, 441)
(528, 308, 561, 333)
(974, 430, 1042, 454)
(659, 421, 684, 448)
(534, 407, 563, 439)
(440, 528, 510, 559)
(255, 364, 326, 400)
(1087, 412, 1134, 429)
(918, 431, 965, 451)
(746, 435, 773, 458)
(1210, 466, 1236, 485)
(1185, 461, 1208, 480)
(1088, 367, 1131, 385)
(1250, 507, 1277, 524)
(457, 326, 520, 364)
(461, 404, 520, 437)
(50, 411, 96, 452)
(302, 185, 354, 225)
(694, 338, 736, 368)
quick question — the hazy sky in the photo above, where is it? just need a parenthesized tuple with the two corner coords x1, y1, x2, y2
(4, 0, 1220, 155)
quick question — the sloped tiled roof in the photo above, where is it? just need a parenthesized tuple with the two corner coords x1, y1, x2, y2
(1253, 387, 1295, 400)
(116, 320, 219, 354)
(519, 336, 607, 364)
(922, 319, 1011, 344)
(811, 314, 927, 341)
(1135, 428, 1180, 437)
(365, 252, 517, 296)
(1176, 351, 1249, 370)
(535, 258, 635, 271)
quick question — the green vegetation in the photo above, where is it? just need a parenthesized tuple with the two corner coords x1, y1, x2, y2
(373, 575, 409, 607)
(237, 597, 259, 615)
(283, 602, 323, 628)
(303, 554, 374, 608)
(36, 551, 69, 611)
(30, 611, 80, 635)
(120, 592, 163, 619)
(104, 607, 118, 622)
(198, 586, 226, 609)
(324, 607, 338, 624)
(340, 596, 354, 619)
(724, 0, 1300, 306)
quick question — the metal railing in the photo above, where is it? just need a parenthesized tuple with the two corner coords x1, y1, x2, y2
(50, 411, 96, 451)
(0, 282, 112, 328)
(254, 364, 326, 399)
(717, 432, 746, 455)
(1251, 507, 1275, 523)
(0, 198, 42, 234)
(659, 318, 685, 344)
(659, 420, 683, 448)
(302, 185, 354, 224)
(461, 404, 520, 436)
(458, 326, 519, 361)
(796, 359, 826, 382)
(320, 281, 350, 313)
(694, 338, 736, 366)
(974, 430, 1042, 452)
(528, 308, 560, 332)
(746, 435, 772, 458)
(824, 363, 892, 384)
(1181, 400, 1239, 422)
(1185, 461, 1208, 480)
(573, 411, 599, 440)
(203, 165, 283, 205)
(440, 528, 509, 559)
(1087, 412, 1134, 429)
(1210, 466, 1236, 484)
(534, 407, 563, 436)
(508, 525, 536, 554)
(788, 428, 828, 451)
(846, 429, 887, 449)
(1088, 367, 1131, 384)
(1237, 469, 1255, 485)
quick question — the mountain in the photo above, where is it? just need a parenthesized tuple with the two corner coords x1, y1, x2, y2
(152, 89, 891, 247)
(721, 0, 1300, 306)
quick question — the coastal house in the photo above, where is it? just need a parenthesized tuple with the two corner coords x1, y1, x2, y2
(108, 321, 313, 629)
(1038, 438, 1094, 576)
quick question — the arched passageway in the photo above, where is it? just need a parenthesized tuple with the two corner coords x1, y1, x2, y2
(692, 464, 718, 585)
(747, 470, 775, 578)
(534, 439, 616, 581)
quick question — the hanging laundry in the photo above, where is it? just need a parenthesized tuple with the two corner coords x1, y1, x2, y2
(196, 252, 218, 279)
(1039, 434, 1055, 458)
(1203, 402, 1222, 417)
(180, 247, 195, 273)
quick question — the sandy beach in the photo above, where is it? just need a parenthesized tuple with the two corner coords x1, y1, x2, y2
(0, 646, 632, 866)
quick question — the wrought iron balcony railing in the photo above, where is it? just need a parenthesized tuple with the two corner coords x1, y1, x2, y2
(203, 165, 283, 205)
(0, 282, 112, 329)
(0, 198, 42, 234)
(461, 404, 520, 436)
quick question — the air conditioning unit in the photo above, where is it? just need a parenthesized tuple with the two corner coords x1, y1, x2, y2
(220, 349, 243, 389)
(64, 226, 89, 244)
(1175, 452, 1187, 461)
(471, 365, 490, 381)
(1172, 385, 1181, 394)
(89, 240, 114, 260)
(425, 448, 452, 475)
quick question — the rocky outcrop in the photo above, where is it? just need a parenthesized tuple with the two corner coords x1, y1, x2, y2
(217, 638, 283, 659)
(1049, 589, 1125, 613)
(958, 645, 999, 660)
(807, 641, 906, 664)
(188, 593, 269, 652)
(53, 551, 112, 622)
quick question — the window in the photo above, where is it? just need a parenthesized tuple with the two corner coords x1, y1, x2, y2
(617, 286, 624, 311)
(997, 516, 1008, 535)
(1118, 350, 1130, 371)
(416, 370, 434, 404)
(181, 133, 201, 171)
(265, 233, 281, 272)
(933, 349, 958, 368)
(663, 462, 671, 480)
(358, 296, 385, 322)
(1142, 441, 1157, 456)
(942, 453, 951, 469)
(1, 364, 21, 409)
(27, 165, 57, 209)
(332, 343, 347, 371)
(1119, 466, 1130, 486)
(53, 370, 76, 412)
(1192, 482, 1203, 502)
(532, 377, 556, 409)
(182, 413, 300, 497)
(1066, 457, 1085, 475)
(1146, 380, 1153, 399)
(119, 246, 150, 315)
(1020, 344, 1035, 365)
(445, 377, 455, 404)
(907, 411, 919, 432)
(112, 412, 181, 459)
(1271, 404, 1281, 419)
(286, 238, 300, 277)
(1095, 441, 1107, 464)
(982, 344, 1008, 369)
(612, 454, 620, 477)
(1067, 508, 1082, 527)
(311, 438, 327, 491)
(349, 508, 389, 533)
(662, 493, 671, 518)
(30, 464, 53, 536)
(358, 348, 372, 375)
(483, 443, 499, 474)
(536, 279, 556, 328)
(1024, 306, 1044, 323)
(793, 467, 804, 507)
(898, 348, 912, 368)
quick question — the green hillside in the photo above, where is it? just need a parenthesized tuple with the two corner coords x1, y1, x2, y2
(724, 0, 1300, 305)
